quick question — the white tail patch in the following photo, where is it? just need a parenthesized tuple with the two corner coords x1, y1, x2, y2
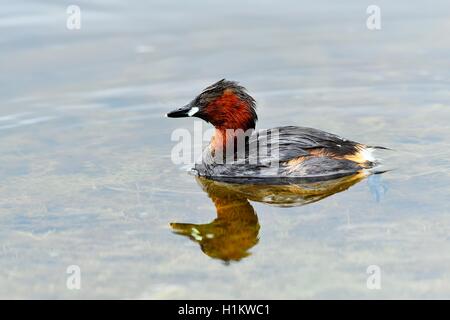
(344, 146, 377, 165)
(362, 147, 376, 162)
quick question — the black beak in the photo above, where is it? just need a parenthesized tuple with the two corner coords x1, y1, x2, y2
(166, 104, 195, 118)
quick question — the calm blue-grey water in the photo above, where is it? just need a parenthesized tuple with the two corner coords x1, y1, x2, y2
(1, 0, 450, 299)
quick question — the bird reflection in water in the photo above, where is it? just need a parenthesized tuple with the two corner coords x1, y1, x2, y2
(170, 173, 368, 263)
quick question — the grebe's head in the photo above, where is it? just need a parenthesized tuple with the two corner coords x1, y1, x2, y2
(167, 79, 257, 130)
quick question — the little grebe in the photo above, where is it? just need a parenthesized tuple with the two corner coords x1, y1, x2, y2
(167, 79, 386, 182)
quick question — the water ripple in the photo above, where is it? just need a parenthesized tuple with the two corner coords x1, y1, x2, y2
(0, 115, 56, 130)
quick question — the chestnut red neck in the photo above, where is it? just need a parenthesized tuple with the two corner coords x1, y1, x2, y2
(203, 89, 257, 132)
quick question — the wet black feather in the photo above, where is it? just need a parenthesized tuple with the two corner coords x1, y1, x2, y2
(195, 125, 363, 181)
